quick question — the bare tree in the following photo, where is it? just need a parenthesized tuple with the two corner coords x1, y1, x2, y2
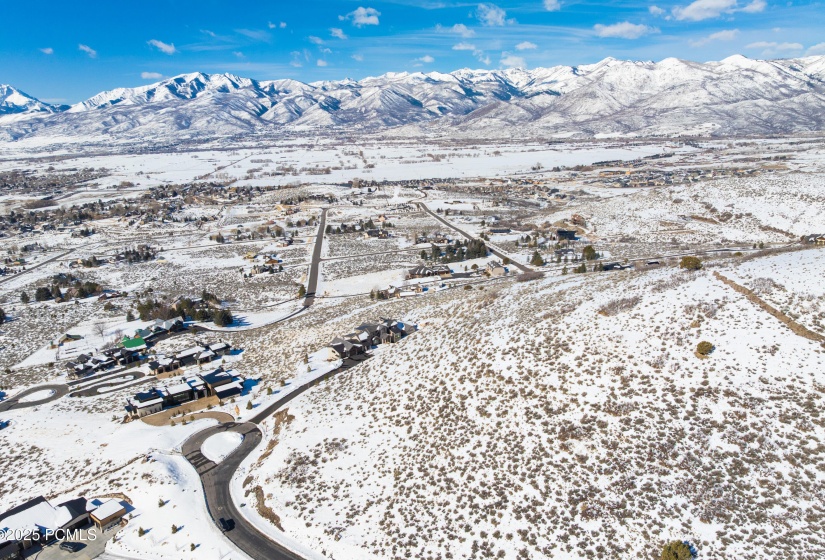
(93, 322, 107, 340)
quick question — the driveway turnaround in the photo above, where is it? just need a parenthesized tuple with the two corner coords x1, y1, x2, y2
(181, 353, 371, 560)
(0, 384, 68, 412)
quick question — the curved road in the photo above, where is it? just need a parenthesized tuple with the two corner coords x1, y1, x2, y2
(0, 384, 68, 412)
(181, 354, 370, 560)
(69, 372, 148, 397)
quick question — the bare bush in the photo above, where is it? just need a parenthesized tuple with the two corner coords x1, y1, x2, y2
(597, 296, 641, 316)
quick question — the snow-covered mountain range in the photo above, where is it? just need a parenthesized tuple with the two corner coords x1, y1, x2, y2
(2, 55, 825, 142)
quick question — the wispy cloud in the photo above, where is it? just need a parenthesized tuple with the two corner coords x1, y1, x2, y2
(745, 41, 804, 56)
(268, 21, 287, 29)
(689, 28, 739, 47)
(309, 36, 326, 45)
(236, 29, 271, 42)
(330, 28, 348, 40)
(740, 0, 766, 13)
(147, 39, 177, 55)
(317, 59, 328, 67)
(40, 47, 54, 55)
(233, 51, 245, 59)
(78, 44, 97, 58)
(515, 41, 538, 51)
(648, 5, 666, 16)
(436, 23, 476, 38)
(416, 55, 435, 64)
(476, 4, 512, 27)
(340, 7, 381, 27)
(543, 0, 561, 11)
(500, 52, 526, 68)
(352, 53, 364, 62)
(141, 72, 164, 80)
(594, 21, 659, 39)
(452, 42, 476, 51)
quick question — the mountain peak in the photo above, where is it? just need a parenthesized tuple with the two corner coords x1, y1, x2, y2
(0, 85, 60, 116)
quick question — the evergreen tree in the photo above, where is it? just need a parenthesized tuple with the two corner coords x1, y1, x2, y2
(20, 291, 29, 304)
(530, 251, 544, 266)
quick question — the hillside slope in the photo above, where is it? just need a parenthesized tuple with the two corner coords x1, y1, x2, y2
(242, 249, 825, 560)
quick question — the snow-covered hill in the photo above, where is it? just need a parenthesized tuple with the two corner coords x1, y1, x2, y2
(2, 55, 825, 142)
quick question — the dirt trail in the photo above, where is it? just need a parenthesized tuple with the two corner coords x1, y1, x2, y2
(714, 271, 825, 343)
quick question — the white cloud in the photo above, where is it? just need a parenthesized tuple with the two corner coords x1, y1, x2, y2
(40, 47, 54, 55)
(233, 51, 245, 59)
(352, 53, 364, 61)
(477, 4, 510, 27)
(807, 42, 825, 56)
(649, 5, 666, 16)
(594, 22, 659, 39)
(500, 53, 526, 68)
(452, 41, 490, 64)
(416, 55, 435, 64)
(689, 28, 739, 47)
(147, 39, 177, 55)
(268, 21, 287, 29)
(317, 59, 328, 67)
(745, 41, 803, 56)
(515, 41, 538, 51)
(78, 44, 97, 58)
(330, 28, 348, 40)
(309, 36, 325, 45)
(141, 72, 164, 80)
(672, 0, 735, 21)
(447, 23, 475, 37)
(340, 7, 381, 27)
(290, 51, 303, 67)
(740, 0, 766, 13)
(543, 0, 561, 11)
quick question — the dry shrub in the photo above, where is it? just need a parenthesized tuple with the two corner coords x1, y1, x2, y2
(597, 296, 641, 317)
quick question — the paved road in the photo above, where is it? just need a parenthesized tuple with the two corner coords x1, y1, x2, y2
(181, 353, 370, 560)
(303, 208, 327, 307)
(417, 202, 531, 273)
(69, 372, 148, 397)
(0, 384, 68, 412)
(180, 422, 305, 560)
(0, 249, 75, 285)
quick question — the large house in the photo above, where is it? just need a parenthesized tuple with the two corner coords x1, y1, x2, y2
(125, 368, 242, 418)
(486, 261, 506, 277)
(0, 496, 99, 557)
(328, 318, 416, 360)
(65, 346, 143, 380)
(407, 265, 452, 279)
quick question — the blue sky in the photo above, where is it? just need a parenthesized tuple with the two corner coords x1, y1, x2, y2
(1, 0, 824, 103)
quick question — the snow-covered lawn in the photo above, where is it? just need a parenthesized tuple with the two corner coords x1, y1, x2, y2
(201, 432, 244, 463)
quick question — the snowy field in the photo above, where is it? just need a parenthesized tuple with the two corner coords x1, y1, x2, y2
(1, 136, 825, 560)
